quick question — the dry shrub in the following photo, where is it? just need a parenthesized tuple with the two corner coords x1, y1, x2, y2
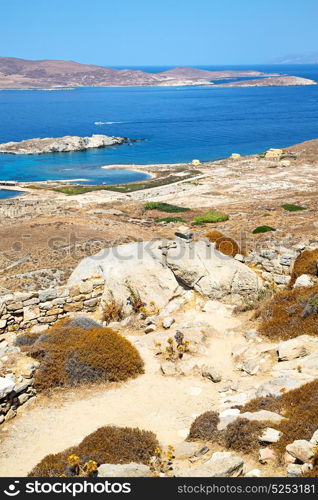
(102, 294, 124, 324)
(238, 380, 318, 459)
(290, 249, 318, 286)
(223, 418, 264, 454)
(205, 230, 243, 257)
(258, 284, 318, 340)
(187, 411, 220, 441)
(26, 324, 144, 391)
(28, 426, 159, 477)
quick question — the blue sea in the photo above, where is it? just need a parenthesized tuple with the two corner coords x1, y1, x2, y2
(0, 64, 317, 198)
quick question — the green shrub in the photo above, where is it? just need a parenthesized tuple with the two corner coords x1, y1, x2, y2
(28, 426, 159, 477)
(192, 210, 229, 225)
(26, 323, 144, 391)
(281, 204, 306, 212)
(144, 202, 190, 213)
(155, 217, 185, 223)
(252, 225, 276, 234)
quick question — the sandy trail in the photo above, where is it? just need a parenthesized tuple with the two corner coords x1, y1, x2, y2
(0, 306, 254, 477)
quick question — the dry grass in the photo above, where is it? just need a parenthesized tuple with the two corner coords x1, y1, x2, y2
(290, 249, 318, 286)
(26, 324, 144, 391)
(28, 426, 159, 477)
(257, 284, 318, 340)
(238, 380, 318, 460)
(205, 230, 243, 257)
(187, 411, 220, 442)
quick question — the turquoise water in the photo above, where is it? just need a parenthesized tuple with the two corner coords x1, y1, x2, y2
(0, 64, 317, 193)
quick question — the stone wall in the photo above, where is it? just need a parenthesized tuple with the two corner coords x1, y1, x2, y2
(0, 276, 105, 334)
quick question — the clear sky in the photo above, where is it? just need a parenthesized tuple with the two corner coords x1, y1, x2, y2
(1, 0, 317, 66)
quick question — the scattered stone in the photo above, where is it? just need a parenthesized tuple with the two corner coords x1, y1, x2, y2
(286, 440, 314, 463)
(173, 442, 200, 459)
(234, 254, 245, 263)
(273, 275, 291, 285)
(204, 452, 244, 477)
(278, 335, 318, 361)
(145, 324, 156, 334)
(97, 463, 152, 477)
(287, 464, 313, 477)
(160, 361, 180, 376)
(294, 274, 315, 288)
(259, 427, 282, 443)
(162, 317, 175, 329)
(310, 429, 318, 446)
(240, 410, 284, 424)
(259, 447, 276, 464)
(245, 469, 261, 477)
(201, 365, 222, 383)
(0, 377, 15, 398)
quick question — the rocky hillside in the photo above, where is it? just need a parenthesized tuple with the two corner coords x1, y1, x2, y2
(0, 57, 274, 89)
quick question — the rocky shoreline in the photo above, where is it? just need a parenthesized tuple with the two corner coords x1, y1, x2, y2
(0, 134, 127, 155)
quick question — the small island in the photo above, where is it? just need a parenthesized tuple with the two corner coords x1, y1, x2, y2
(215, 75, 317, 87)
(0, 134, 127, 154)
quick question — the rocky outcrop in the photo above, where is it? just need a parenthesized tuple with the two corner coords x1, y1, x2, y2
(67, 239, 262, 316)
(0, 134, 127, 155)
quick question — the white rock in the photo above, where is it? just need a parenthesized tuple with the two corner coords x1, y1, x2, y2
(245, 469, 261, 477)
(220, 409, 240, 418)
(162, 317, 175, 329)
(294, 274, 315, 288)
(201, 365, 222, 383)
(286, 440, 315, 463)
(278, 335, 318, 361)
(259, 427, 282, 443)
(287, 464, 313, 477)
(240, 410, 284, 424)
(310, 429, 318, 446)
(97, 462, 152, 477)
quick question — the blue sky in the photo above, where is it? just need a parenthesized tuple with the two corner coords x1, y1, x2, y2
(1, 0, 317, 66)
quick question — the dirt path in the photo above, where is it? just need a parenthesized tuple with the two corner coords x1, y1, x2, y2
(0, 305, 261, 477)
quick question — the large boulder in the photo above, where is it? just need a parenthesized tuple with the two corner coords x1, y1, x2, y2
(97, 462, 152, 477)
(68, 241, 182, 315)
(68, 240, 262, 315)
(278, 335, 318, 361)
(176, 452, 244, 477)
(165, 240, 261, 299)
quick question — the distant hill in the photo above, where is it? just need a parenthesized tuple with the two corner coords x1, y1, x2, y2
(0, 57, 270, 89)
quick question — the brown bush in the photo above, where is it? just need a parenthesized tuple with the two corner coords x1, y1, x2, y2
(238, 380, 318, 459)
(27, 324, 144, 391)
(187, 411, 220, 441)
(205, 231, 243, 257)
(258, 284, 318, 340)
(290, 249, 318, 286)
(223, 418, 264, 454)
(102, 293, 124, 324)
(28, 426, 159, 477)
